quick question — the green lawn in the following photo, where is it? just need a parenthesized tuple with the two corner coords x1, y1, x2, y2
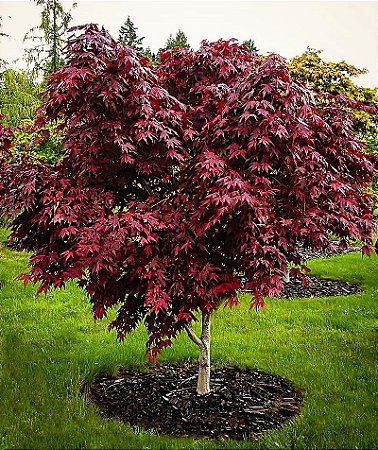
(0, 227, 377, 449)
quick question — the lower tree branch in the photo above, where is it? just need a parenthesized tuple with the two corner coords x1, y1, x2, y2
(140, 177, 154, 196)
(184, 323, 203, 348)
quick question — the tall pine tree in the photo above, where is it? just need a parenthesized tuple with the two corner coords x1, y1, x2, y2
(118, 16, 144, 51)
(23, 0, 76, 78)
(243, 39, 258, 52)
(144, 47, 158, 65)
(0, 16, 10, 69)
(165, 29, 190, 49)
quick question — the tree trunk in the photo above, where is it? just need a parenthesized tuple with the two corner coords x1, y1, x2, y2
(184, 310, 212, 395)
(284, 269, 290, 283)
(196, 311, 211, 395)
(52, 0, 58, 73)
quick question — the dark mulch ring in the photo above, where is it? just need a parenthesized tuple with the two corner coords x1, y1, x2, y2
(297, 244, 361, 261)
(280, 277, 362, 299)
(88, 364, 303, 441)
(281, 244, 363, 298)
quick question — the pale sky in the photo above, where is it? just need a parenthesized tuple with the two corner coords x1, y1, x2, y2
(0, 0, 377, 87)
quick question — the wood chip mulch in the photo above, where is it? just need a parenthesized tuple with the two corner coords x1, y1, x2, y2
(88, 364, 302, 441)
(281, 277, 362, 299)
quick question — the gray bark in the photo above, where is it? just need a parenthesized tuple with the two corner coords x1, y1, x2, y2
(184, 311, 211, 395)
(284, 269, 290, 283)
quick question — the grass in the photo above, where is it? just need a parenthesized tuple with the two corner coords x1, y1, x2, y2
(0, 226, 377, 449)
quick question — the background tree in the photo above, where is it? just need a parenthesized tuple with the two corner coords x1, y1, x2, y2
(0, 16, 10, 39)
(144, 47, 158, 65)
(0, 15, 11, 69)
(165, 29, 190, 49)
(24, 0, 76, 78)
(289, 48, 378, 141)
(289, 48, 378, 202)
(0, 69, 41, 127)
(0, 26, 376, 396)
(118, 16, 144, 51)
(0, 69, 64, 164)
(0, 9, 65, 165)
(243, 38, 258, 52)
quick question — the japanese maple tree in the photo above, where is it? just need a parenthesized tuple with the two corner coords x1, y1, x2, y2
(0, 25, 376, 395)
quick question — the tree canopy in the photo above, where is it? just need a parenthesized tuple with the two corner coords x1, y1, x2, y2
(0, 25, 376, 394)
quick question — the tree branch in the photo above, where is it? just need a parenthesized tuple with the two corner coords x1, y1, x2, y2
(140, 177, 153, 196)
(184, 323, 203, 348)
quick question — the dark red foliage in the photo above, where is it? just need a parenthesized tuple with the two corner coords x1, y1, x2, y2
(0, 25, 376, 360)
